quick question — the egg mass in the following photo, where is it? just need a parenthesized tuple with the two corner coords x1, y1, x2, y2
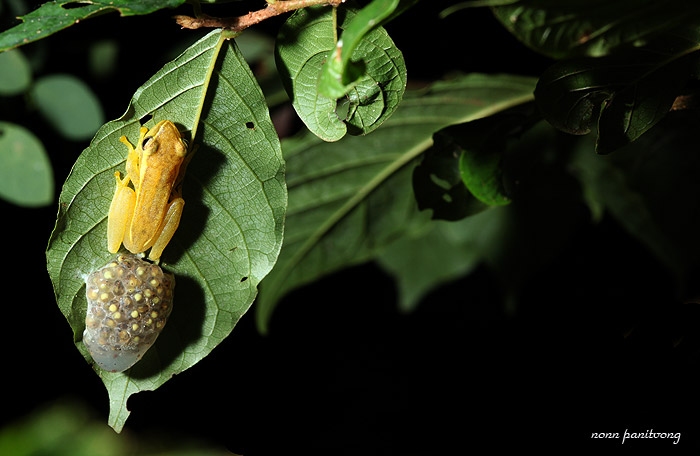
(83, 253, 175, 372)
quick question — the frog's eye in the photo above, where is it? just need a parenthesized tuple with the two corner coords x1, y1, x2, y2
(141, 136, 154, 150)
(83, 253, 175, 372)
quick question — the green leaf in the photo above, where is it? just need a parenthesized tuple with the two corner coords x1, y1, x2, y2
(376, 209, 507, 312)
(318, 0, 400, 99)
(88, 40, 120, 79)
(491, 0, 700, 59)
(0, 49, 31, 95)
(45, 29, 286, 432)
(459, 106, 544, 206)
(459, 145, 510, 206)
(382, 118, 586, 313)
(413, 103, 540, 218)
(236, 30, 289, 108)
(0, 0, 188, 52)
(0, 122, 53, 207)
(0, 400, 235, 455)
(490, 2, 700, 153)
(412, 131, 488, 221)
(571, 138, 683, 277)
(275, 5, 407, 141)
(0, 401, 128, 456)
(570, 111, 700, 286)
(255, 73, 536, 333)
(535, 47, 699, 154)
(440, 0, 518, 17)
(31, 74, 105, 141)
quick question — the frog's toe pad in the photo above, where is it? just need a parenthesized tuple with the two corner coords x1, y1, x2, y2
(83, 253, 175, 373)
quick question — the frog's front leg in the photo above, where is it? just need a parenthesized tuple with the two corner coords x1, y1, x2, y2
(107, 171, 136, 254)
(147, 196, 185, 261)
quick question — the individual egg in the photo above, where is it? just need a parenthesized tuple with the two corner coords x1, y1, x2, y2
(83, 253, 175, 372)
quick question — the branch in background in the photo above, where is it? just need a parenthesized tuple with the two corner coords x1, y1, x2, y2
(175, 0, 345, 32)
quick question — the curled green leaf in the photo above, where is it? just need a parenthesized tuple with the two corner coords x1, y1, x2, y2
(319, 0, 400, 99)
(276, 5, 406, 141)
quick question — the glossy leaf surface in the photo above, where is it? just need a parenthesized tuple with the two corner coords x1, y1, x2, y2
(535, 46, 700, 153)
(491, 0, 700, 59)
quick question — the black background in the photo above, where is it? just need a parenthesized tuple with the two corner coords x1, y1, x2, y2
(3, 1, 699, 453)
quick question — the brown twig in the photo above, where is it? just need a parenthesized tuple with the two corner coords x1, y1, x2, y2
(175, 0, 345, 32)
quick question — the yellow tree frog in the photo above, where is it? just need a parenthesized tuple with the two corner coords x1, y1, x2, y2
(107, 120, 189, 261)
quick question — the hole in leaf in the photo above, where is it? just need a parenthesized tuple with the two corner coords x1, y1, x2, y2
(245, 121, 254, 130)
(61, 2, 92, 9)
(139, 114, 153, 125)
(336, 98, 350, 120)
(429, 173, 452, 190)
(240, 276, 248, 282)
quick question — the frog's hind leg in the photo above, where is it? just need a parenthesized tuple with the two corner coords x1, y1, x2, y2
(147, 197, 185, 262)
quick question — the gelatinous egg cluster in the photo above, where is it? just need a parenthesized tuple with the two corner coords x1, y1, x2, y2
(83, 253, 175, 372)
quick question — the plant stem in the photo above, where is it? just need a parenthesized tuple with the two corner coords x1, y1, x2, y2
(175, 0, 345, 32)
